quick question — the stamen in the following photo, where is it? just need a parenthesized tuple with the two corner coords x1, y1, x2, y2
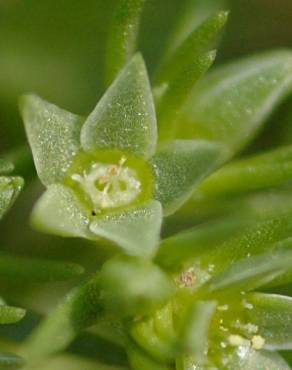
(71, 156, 141, 211)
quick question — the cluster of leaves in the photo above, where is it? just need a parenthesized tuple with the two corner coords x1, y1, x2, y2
(2, 1, 292, 370)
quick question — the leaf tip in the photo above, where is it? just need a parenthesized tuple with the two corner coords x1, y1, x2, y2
(217, 9, 230, 25)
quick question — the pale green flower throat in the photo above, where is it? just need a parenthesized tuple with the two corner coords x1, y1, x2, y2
(71, 156, 141, 212)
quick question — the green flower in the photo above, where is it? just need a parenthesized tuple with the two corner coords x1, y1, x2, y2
(20, 54, 225, 258)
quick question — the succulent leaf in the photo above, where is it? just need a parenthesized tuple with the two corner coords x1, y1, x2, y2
(204, 248, 292, 293)
(20, 94, 83, 186)
(197, 145, 292, 197)
(246, 293, 292, 350)
(155, 11, 228, 85)
(197, 206, 292, 281)
(156, 216, 248, 270)
(180, 50, 292, 154)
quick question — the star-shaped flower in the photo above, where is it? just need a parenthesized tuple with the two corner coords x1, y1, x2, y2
(20, 54, 225, 258)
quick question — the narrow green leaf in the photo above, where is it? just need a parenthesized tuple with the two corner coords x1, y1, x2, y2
(156, 217, 248, 270)
(205, 248, 292, 293)
(197, 202, 292, 280)
(180, 50, 292, 154)
(0, 353, 24, 370)
(246, 293, 292, 350)
(197, 145, 292, 197)
(82, 54, 157, 158)
(105, 0, 146, 85)
(90, 201, 162, 258)
(31, 184, 92, 239)
(157, 51, 216, 140)
(226, 349, 290, 370)
(22, 274, 101, 361)
(0, 177, 24, 220)
(151, 140, 227, 216)
(127, 341, 171, 370)
(20, 94, 83, 186)
(0, 305, 25, 324)
(0, 254, 84, 283)
(180, 301, 216, 364)
(100, 256, 175, 317)
(163, 0, 227, 57)
(155, 11, 228, 85)
(0, 159, 14, 175)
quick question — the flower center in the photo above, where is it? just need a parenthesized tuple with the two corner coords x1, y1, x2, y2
(71, 156, 141, 212)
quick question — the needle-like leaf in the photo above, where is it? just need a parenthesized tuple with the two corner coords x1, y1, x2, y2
(105, 0, 146, 85)
(157, 51, 216, 139)
(155, 11, 228, 85)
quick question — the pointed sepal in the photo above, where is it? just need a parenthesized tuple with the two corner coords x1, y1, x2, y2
(150, 140, 227, 215)
(20, 94, 83, 185)
(81, 54, 157, 159)
(31, 184, 92, 239)
(90, 200, 162, 257)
